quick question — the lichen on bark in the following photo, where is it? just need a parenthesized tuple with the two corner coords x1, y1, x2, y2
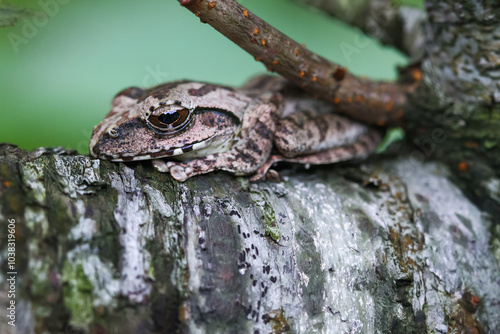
(0, 144, 499, 333)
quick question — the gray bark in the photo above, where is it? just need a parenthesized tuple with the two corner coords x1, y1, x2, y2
(404, 0, 500, 218)
(1, 144, 499, 333)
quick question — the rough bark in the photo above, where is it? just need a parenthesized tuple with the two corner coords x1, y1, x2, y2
(1, 144, 499, 333)
(404, 0, 500, 218)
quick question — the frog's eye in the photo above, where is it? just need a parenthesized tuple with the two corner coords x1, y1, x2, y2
(146, 108, 192, 134)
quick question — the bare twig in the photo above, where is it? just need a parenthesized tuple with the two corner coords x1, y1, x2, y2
(178, 0, 418, 126)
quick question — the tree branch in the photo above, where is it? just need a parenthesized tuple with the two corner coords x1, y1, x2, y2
(1, 144, 498, 332)
(178, 0, 419, 126)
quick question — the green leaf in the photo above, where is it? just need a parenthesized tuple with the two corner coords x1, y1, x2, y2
(376, 127, 405, 153)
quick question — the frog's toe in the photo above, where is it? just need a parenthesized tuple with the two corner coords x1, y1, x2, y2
(249, 168, 281, 182)
(169, 165, 189, 182)
(249, 155, 283, 182)
(152, 159, 170, 173)
(265, 169, 282, 182)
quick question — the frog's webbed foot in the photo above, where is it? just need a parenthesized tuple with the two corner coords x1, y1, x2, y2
(248, 155, 284, 182)
(155, 162, 195, 182)
(152, 158, 218, 182)
(152, 150, 266, 182)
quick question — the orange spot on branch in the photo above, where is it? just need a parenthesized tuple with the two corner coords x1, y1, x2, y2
(208, 1, 216, 9)
(464, 141, 479, 148)
(386, 100, 394, 111)
(458, 161, 468, 172)
(412, 69, 422, 81)
(253, 28, 259, 35)
(243, 10, 249, 17)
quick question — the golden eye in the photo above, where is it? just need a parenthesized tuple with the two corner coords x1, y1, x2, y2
(107, 129, 118, 138)
(147, 108, 191, 134)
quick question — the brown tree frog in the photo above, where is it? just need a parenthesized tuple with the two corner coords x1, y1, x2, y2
(89, 76, 381, 181)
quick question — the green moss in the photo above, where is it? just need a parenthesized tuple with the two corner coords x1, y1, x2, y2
(395, 0, 424, 9)
(62, 261, 94, 328)
(29, 260, 51, 298)
(247, 183, 281, 242)
(484, 140, 497, 149)
(148, 260, 156, 280)
(265, 220, 281, 242)
(262, 202, 280, 242)
(269, 307, 291, 333)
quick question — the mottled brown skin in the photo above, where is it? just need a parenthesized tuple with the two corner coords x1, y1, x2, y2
(90, 75, 381, 181)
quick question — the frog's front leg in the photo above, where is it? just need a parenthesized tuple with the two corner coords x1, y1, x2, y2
(153, 97, 281, 181)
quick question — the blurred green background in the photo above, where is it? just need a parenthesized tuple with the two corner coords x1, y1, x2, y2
(0, 0, 411, 154)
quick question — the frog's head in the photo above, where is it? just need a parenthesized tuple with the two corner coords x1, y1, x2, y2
(89, 81, 250, 162)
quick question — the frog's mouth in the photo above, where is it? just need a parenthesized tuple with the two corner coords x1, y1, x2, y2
(108, 132, 235, 162)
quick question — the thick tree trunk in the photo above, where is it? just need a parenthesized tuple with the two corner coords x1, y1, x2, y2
(404, 0, 500, 218)
(1, 144, 499, 333)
